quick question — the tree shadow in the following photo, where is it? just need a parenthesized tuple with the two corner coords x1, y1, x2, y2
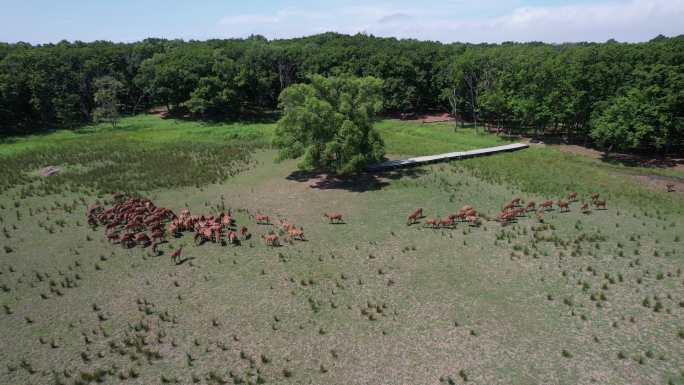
(286, 167, 428, 192)
(600, 152, 684, 170)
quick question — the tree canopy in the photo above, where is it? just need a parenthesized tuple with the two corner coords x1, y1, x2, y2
(274, 75, 385, 173)
(0, 33, 682, 152)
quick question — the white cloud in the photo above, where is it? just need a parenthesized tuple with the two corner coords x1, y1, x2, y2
(215, 0, 684, 43)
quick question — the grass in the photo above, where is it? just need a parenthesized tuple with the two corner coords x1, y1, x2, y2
(375, 120, 509, 156)
(0, 114, 682, 385)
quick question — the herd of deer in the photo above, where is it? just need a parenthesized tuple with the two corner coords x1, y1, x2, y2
(87, 196, 251, 263)
(89, 189, 609, 261)
(407, 191, 607, 228)
(252, 212, 321, 247)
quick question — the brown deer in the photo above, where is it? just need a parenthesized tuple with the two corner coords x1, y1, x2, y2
(240, 226, 249, 239)
(261, 233, 279, 246)
(134, 232, 150, 247)
(460, 205, 473, 212)
(423, 218, 438, 228)
(170, 246, 183, 264)
(510, 197, 521, 206)
(580, 202, 590, 214)
(594, 199, 607, 210)
(323, 212, 344, 223)
(466, 215, 480, 226)
(406, 208, 423, 225)
(288, 227, 305, 241)
(557, 200, 570, 213)
(438, 217, 454, 229)
(591, 192, 600, 201)
(666, 183, 675, 192)
(539, 200, 554, 211)
(226, 231, 239, 245)
(524, 201, 536, 212)
(255, 214, 270, 224)
(567, 192, 578, 201)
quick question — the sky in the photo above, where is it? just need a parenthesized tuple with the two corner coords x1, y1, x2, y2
(0, 0, 682, 44)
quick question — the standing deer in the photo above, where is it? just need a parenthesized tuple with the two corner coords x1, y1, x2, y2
(170, 246, 183, 264)
(323, 212, 344, 223)
(567, 192, 578, 201)
(557, 200, 570, 213)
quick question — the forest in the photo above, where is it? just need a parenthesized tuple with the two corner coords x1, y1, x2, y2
(0, 33, 682, 152)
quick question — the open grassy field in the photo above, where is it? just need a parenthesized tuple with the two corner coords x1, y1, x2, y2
(1, 116, 682, 385)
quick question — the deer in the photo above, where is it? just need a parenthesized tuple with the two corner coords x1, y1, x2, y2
(226, 231, 239, 245)
(580, 202, 590, 214)
(134, 232, 151, 247)
(438, 217, 454, 229)
(261, 233, 279, 246)
(288, 227, 305, 242)
(666, 183, 675, 192)
(502, 201, 516, 211)
(594, 199, 607, 210)
(466, 215, 480, 227)
(423, 218, 438, 228)
(510, 197, 521, 206)
(567, 192, 578, 202)
(539, 200, 554, 211)
(255, 214, 270, 225)
(524, 201, 536, 212)
(590, 192, 600, 202)
(460, 205, 473, 212)
(323, 212, 344, 223)
(170, 246, 183, 264)
(406, 208, 423, 225)
(240, 226, 250, 240)
(557, 200, 570, 213)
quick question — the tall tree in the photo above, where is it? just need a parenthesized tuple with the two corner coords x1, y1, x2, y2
(92, 76, 123, 128)
(274, 75, 385, 173)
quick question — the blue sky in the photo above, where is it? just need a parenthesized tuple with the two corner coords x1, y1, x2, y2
(1, 0, 682, 44)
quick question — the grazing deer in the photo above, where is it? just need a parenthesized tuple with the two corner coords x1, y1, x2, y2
(539, 200, 554, 211)
(567, 192, 578, 201)
(438, 217, 454, 229)
(119, 233, 135, 248)
(255, 214, 270, 224)
(524, 201, 536, 212)
(323, 212, 344, 223)
(170, 246, 183, 264)
(580, 202, 590, 214)
(466, 215, 480, 226)
(134, 232, 150, 247)
(557, 200, 570, 213)
(288, 227, 305, 241)
(666, 183, 675, 192)
(423, 218, 438, 228)
(591, 192, 600, 201)
(594, 199, 607, 210)
(261, 233, 279, 246)
(497, 210, 516, 224)
(406, 208, 423, 225)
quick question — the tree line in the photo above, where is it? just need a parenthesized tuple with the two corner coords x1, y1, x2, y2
(0, 33, 682, 152)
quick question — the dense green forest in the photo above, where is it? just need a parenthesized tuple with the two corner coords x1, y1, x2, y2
(0, 33, 682, 151)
